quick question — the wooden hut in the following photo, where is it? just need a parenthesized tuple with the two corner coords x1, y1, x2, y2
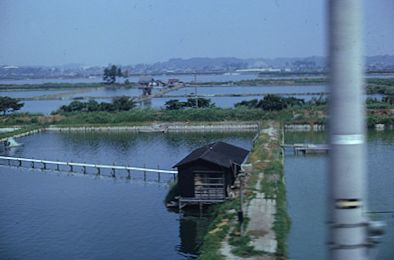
(174, 142, 249, 208)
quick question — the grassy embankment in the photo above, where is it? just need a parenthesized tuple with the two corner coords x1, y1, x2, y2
(0, 102, 392, 130)
(197, 122, 289, 259)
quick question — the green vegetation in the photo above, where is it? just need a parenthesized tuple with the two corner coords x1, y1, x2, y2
(0, 96, 24, 115)
(235, 95, 305, 111)
(55, 96, 136, 113)
(0, 125, 43, 140)
(198, 199, 239, 260)
(164, 181, 179, 204)
(103, 65, 127, 84)
(165, 98, 215, 110)
(198, 123, 290, 259)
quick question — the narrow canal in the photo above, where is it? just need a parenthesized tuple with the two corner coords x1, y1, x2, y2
(0, 131, 254, 259)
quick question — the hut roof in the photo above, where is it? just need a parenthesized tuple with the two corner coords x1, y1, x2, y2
(174, 141, 249, 168)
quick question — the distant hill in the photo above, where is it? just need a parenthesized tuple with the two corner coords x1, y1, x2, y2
(1, 55, 393, 79)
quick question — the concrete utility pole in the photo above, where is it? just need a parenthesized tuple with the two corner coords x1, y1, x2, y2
(328, 0, 368, 259)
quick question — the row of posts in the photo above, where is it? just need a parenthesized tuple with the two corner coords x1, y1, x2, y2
(7, 159, 176, 182)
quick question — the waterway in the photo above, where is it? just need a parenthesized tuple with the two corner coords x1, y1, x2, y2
(1, 84, 328, 114)
(1, 72, 394, 85)
(284, 130, 394, 259)
(0, 131, 254, 259)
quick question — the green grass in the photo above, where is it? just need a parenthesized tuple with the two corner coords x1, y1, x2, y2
(0, 125, 44, 139)
(197, 199, 239, 260)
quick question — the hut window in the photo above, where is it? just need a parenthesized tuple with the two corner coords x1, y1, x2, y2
(194, 172, 225, 200)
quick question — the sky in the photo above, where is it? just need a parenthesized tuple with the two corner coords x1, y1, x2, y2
(0, 0, 393, 66)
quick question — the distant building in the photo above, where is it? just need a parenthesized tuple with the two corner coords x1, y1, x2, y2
(138, 76, 154, 96)
(174, 142, 249, 208)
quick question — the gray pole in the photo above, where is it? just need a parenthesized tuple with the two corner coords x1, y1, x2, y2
(328, 0, 368, 259)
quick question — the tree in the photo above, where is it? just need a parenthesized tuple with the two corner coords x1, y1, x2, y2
(112, 96, 136, 111)
(186, 98, 215, 108)
(234, 99, 259, 109)
(0, 96, 24, 115)
(258, 94, 287, 111)
(165, 99, 187, 110)
(165, 98, 215, 110)
(103, 65, 123, 84)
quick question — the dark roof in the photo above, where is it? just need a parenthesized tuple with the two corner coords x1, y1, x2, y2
(174, 142, 249, 168)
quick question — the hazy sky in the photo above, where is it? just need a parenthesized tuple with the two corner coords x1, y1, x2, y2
(0, 0, 393, 66)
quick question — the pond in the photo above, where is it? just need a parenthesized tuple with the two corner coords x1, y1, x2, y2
(0, 131, 254, 259)
(284, 130, 394, 259)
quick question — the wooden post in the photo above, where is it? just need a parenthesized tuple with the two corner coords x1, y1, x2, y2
(97, 167, 101, 175)
(43, 162, 46, 170)
(144, 163, 146, 181)
(112, 163, 115, 178)
(83, 166, 87, 174)
(127, 168, 131, 179)
(32, 161, 35, 169)
(157, 165, 161, 182)
(18, 160, 22, 167)
(56, 164, 60, 171)
(7, 159, 10, 166)
(69, 164, 73, 172)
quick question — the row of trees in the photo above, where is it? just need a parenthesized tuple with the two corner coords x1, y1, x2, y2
(164, 98, 215, 110)
(103, 65, 128, 84)
(57, 96, 136, 113)
(0, 96, 24, 115)
(234, 94, 306, 111)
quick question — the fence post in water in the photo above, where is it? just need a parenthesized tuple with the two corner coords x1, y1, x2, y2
(127, 167, 131, 179)
(31, 161, 35, 169)
(43, 162, 46, 170)
(144, 163, 146, 181)
(96, 167, 101, 176)
(157, 165, 161, 182)
(18, 160, 22, 167)
(83, 165, 87, 174)
(7, 159, 10, 166)
(69, 164, 73, 172)
(56, 163, 60, 171)
(111, 163, 115, 178)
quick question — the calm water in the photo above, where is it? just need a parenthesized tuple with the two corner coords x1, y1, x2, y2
(1, 73, 393, 85)
(285, 130, 394, 259)
(168, 85, 326, 96)
(11, 85, 327, 114)
(0, 131, 254, 259)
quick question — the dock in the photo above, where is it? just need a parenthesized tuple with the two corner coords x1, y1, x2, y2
(0, 156, 177, 182)
(283, 143, 329, 155)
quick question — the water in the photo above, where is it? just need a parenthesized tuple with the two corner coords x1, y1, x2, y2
(8, 85, 328, 114)
(0, 90, 72, 99)
(285, 130, 394, 259)
(0, 74, 259, 85)
(1, 73, 393, 85)
(0, 131, 254, 259)
(169, 85, 326, 96)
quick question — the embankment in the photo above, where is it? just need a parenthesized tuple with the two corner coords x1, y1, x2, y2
(198, 121, 290, 259)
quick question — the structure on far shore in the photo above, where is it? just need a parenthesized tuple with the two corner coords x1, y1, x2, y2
(174, 142, 249, 208)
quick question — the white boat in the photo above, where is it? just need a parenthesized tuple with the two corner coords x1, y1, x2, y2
(4, 137, 23, 148)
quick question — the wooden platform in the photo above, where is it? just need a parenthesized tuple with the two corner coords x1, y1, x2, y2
(283, 144, 329, 155)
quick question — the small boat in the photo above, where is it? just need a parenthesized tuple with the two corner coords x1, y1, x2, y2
(4, 137, 23, 148)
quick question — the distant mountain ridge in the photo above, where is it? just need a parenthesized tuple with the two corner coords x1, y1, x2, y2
(1, 55, 393, 79)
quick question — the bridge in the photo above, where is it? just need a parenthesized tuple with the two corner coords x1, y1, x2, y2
(0, 156, 177, 182)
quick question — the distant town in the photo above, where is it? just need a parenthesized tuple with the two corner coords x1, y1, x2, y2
(1, 55, 394, 80)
